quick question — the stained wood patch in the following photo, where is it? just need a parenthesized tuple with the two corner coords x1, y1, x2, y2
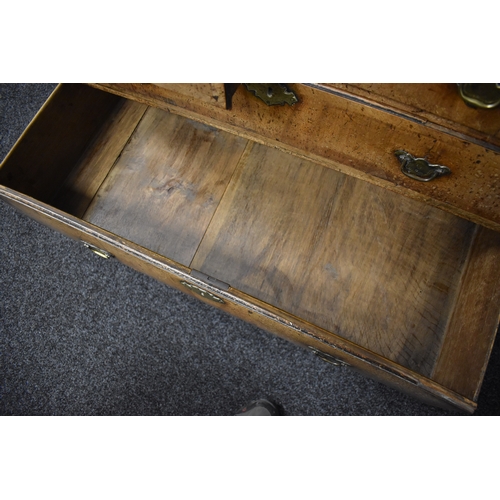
(191, 142, 476, 375)
(83, 107, 248, 266)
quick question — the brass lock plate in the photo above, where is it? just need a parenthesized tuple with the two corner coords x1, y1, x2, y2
(244, 84, 299, 106)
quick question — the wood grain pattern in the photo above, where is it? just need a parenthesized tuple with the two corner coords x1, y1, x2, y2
(0, 84, 121, 203)
(83, 107, 248, 266)
(320, 84, 500, 149)
(432, 226, 500, 399)
(153, 84, 227, 108)
(0, 186, 479, 413)
(52, 99, 148, 217)
(89, 83, 500, 232)
(191, 142, 476, 375)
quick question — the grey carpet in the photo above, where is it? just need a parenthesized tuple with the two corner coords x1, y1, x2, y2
(1, 83, 498, 415)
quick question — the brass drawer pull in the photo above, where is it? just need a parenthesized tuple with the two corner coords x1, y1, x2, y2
(309, 346, 349, 367)
(82, 242, 113, 259)
(457, 83, 500, 109)
(244, 83, 299, 106)
(395, 150, 451, 182)
(180, 281, 225, 304)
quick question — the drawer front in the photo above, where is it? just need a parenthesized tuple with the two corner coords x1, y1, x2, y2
(91, 83, 500, 232)
(320, 83, 500, 149)
(0, 187, 479, 413)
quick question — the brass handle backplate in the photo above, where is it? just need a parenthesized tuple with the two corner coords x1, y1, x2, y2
(457, 83, 500, 109)
(395, 150, 451, 182)
(180, 281, 225, 304)
(244, 83, 299, 106)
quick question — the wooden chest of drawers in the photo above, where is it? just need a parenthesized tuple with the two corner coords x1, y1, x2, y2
(1, 83, 499, 413)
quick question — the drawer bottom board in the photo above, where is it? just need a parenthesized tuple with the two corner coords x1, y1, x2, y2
(61, 103, 477, 379)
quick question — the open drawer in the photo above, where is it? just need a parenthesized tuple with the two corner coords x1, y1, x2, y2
(1, 83, 500, 413)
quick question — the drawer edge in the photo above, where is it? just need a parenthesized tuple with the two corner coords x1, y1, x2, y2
(313, 83, 500, 152)
(0, 186, 478, 413)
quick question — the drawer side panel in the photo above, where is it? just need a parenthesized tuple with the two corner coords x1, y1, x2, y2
(433, 226, 500, 399)
(52, 99, 148, 218)
(0, 84, 121, 203)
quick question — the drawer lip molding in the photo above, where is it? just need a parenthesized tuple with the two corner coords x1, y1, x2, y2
(0, 186, 481, 413)
(312, 83, 500, 153)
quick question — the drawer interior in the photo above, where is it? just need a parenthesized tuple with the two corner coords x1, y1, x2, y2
(2, 84, 499, 402)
